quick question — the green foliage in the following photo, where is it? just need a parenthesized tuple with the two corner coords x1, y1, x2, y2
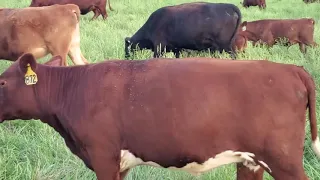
(0, 0, 319, 179)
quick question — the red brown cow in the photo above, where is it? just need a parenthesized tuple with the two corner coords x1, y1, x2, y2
(242, 0, 266, 9)
(30, 0, 114, 20)
(0, 4, 88, 66)
(238, 18, 318, 53)
(232, 34, 248, 52)
(0, 53, 319, 180)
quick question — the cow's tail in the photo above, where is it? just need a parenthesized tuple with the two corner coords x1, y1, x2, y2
(229, 5, 242, 52)
(70, 5, 81, 23)
(108, 0, 114, 11)
(298, 66, 320, 158)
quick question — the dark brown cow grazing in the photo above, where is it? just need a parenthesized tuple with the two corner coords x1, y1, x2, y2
(239, 18, 318, 53)
(242, 0, 266, 9)
(30, 0, 113, 20)
(304, 0, 320, 3)
(232, 34, 248, 52)
(0, 53, 319, 180)
(0, 4, 88, 66)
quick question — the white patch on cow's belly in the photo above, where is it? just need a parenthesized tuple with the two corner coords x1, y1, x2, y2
(120, 150, 271, 175)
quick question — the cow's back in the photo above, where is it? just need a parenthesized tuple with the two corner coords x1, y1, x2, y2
(0, 4, 79, 37)
(0, 4, 80, 60)
(8, 4, 79, 25)
(30, 0, 103, 11)
(148, 3, 241, 49)
(247, 18, 315, 37)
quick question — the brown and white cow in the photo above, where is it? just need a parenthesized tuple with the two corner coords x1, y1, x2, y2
(0, 53, 319, 180)
(238, 18, 318, 53)
(30, 0, 114, 20)
(0, 4, 88, 66)
(242, 0, 266, 9)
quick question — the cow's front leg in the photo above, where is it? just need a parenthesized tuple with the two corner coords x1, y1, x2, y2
(88, 146, 121, 180)
(120, 170, 129, 180)
(153, 42, 166, 58)
(236, 163, 264, 180)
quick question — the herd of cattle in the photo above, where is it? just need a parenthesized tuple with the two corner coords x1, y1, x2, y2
(0, 0, 319, 180)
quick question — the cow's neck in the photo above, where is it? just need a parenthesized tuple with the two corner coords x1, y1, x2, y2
(32, 65, 91, 166)
(34, 65, 88, 122)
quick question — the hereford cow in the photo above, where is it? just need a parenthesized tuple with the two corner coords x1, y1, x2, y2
(0, 4, 88, 66)
(29, 0, 113, 20)
(232, 34, 248, 53)
(125, 2, 242, 60)
(0, 53, 319, 180)
(238, 18, 318, 53)
(242, 0, 266, 9)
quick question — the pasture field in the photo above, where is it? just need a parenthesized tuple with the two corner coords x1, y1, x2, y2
(0, 0, 320, 179)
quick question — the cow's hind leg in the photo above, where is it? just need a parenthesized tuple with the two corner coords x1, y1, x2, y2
(262, 134, 309, 180)
(266, 159, 308, 180)
(90, 7, 101, 21)
(68, 23, 89, 65)
(299, 43, 307, 53)
(99, 6, 108, 20)
(80, 52, 89, 64)
(236, 163, 264, 180)
(312, 41, 318, 47)
(47, 44, 69, 66)
(98, 0, 108, 20)
(50, 52, 68, 66)
(306, 41, 318, 51)
(68, 46, 88, 65)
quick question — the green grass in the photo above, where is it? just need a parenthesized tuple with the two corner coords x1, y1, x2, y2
(0, 0, 320, 179)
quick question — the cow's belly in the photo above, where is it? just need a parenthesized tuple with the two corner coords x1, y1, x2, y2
(29, 47, 48, 59)
(170, 36, 219, 51)
(119, 149, 271, 176)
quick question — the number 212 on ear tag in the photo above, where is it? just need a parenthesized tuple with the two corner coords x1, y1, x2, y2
(24, 63, 38, 85)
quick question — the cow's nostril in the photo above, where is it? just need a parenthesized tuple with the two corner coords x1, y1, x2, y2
(0, 81, 7, 86)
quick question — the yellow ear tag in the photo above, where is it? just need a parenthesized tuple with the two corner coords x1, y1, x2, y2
(24, 63, 38, 85)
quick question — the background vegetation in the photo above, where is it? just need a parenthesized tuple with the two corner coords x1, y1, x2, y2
(0, 0, 319, 179)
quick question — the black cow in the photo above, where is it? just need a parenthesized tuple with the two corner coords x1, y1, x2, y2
(124, 2, 242, 60)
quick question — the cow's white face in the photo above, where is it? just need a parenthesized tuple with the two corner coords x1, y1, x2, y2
(242, 26, 247, 31)
(0, 53, 41, 122)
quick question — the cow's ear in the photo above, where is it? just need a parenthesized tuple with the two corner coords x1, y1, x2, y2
(241, 21, 247, 31)
(18, 53, 37, 75)
(44, 55, 63, 66)
(125, 37, 131, 44)
(242, 21, 247, 26)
